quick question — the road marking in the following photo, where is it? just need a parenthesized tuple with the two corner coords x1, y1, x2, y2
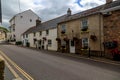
(0, 54, 20, 79)
(0, 50, 34, 80)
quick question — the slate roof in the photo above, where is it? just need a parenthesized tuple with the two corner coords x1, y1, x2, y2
(22, 15, 67, 35)
(22, 0, 120, 35)
(59, 0, 120, 23)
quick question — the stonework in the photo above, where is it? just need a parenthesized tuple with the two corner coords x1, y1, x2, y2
(103, 10, 120, 57)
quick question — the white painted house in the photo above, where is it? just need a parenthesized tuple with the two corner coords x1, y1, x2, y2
(22, 15, 66, 51)
(9, 9, 40, 42)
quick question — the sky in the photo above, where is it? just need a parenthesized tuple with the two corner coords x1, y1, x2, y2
(1, 0, 110, 28)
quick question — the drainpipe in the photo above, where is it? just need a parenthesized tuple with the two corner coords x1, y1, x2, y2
(99, 13, 102, 57)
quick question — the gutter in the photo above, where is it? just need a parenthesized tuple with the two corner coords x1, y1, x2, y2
(100, 5, 120, 13)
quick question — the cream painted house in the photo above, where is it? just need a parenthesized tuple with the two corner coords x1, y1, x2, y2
(0, 30, 6, 42)
(9, 9, 40, 42)
(22, 15, 65, 51)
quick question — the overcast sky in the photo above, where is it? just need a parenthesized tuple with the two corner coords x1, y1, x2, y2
(1, 0, 110, 28)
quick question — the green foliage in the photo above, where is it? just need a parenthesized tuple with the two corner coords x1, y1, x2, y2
(15, 41, 23, 45)
(0, 26, 9, 32)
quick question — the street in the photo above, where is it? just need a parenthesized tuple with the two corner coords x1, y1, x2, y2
(0, 45, 120, 80)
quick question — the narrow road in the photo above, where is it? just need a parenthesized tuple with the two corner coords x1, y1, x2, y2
(0, 45, 120, 80)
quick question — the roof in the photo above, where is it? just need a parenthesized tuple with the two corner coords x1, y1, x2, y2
(9, 9, 40, 22)
(59, 0, 120, 23)
(22, 15, 67, 35)
(22, 26, 35, 35)
(22, 0, 120, 35)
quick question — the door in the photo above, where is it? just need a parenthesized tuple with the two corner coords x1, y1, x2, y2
(70, 40, 75, 53)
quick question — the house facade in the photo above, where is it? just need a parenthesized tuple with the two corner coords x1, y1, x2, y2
(102, 0, 120, 57)
(9, 9, 40, 42)
(21, 16, 65, 51)
(0, 30, 6, 42)
(57, 9, 104, 55)
(57, 0, 120, 57)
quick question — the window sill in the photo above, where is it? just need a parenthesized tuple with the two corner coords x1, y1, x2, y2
(81, 30, 90, 34)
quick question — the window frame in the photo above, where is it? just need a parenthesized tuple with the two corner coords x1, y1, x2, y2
(46, 30, 49, 35)
(48, 39, 52, 46)
(61, 24, 66, 33)
(82, 38, 89, 48)
(81, 19, 88, 29)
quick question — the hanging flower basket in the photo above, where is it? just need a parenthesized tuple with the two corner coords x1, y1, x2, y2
(82, 46, 88, 49)
(56, 38, 61, 41)
(43, 37, 47, 41)
(81, 27, 88, 31)
(33, 38, 37, 41)
(64, 38, 69, 41)
(61, 31, 65, 34)
(90, 35, 97, 41)
(73, 37, 78, 41)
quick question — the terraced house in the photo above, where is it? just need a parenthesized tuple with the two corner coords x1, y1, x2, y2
(22, 15, 65, 51)
(57, 0, 120, 57)
(22, 0, 120, 58)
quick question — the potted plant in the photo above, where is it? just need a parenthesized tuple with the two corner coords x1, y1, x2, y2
(90, 35, 97, 41)
(56, 38, 61, 41)
(43, 37, 47, 41)
(81, 27, 88, 31)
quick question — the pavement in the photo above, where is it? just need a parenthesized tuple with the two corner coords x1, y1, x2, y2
(21, 45, 120, 66)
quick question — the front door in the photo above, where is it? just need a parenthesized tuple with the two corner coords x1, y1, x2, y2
(70, 40, 75, 53)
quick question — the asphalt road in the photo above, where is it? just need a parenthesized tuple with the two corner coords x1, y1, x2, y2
(0, 45, 120, 80)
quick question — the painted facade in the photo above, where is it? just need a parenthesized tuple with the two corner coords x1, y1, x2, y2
(9, 9, 40, 42)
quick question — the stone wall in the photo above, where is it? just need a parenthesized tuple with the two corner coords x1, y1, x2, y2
(103, 10, 120, 57)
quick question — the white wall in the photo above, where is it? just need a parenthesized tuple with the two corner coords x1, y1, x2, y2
(10, 10, 40, 41)
(22, 28, 58, 51)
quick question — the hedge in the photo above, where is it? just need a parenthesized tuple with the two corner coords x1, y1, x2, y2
(0, 59, 5, 80)
(15, 41, 22, 45)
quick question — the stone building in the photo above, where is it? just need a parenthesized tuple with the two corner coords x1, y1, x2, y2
(57, 0, 120, 57)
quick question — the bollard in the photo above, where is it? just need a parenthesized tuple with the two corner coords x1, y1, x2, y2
(88, 47, 91, 57)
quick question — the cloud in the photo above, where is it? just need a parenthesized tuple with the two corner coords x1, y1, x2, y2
(1, 0, 106, 28)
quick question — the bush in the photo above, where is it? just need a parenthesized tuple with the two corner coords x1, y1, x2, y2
(0, 59, 5, 80)
(15, 41, 22, 45)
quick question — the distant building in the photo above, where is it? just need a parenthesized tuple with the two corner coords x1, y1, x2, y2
(0, 30, 6, 42)
(9, 9, 40, 42)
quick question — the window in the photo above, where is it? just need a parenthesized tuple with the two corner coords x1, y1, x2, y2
(81, 19, 88, 30)
(20, 16, 23, 18)
(26, 34, 28, 38)
(39, 31, 42, 36)
(82, 38, 89, 49)
(13, 24, 15, 31)
(13, 34, 16, 38)
(33, 32, 36, 37)
(30, 19, 32, 22)
(61, 24, 66, 33)
(48, 40, 52, 46)
(23, 35, 25, 38)
(33, 38, 37, 44)
(71, 40, 75, 46)
(46, 30, 49, 35)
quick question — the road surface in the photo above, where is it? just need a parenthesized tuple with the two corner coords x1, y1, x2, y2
(0, 45, 120, 80)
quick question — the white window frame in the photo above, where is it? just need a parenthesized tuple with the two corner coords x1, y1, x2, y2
(81, 19, 88, 29)
(82, 38, 89, 48)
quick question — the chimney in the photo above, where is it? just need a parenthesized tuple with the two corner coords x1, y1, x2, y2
(67, 8, 72, 16)
(36, 19, 41, 27)
(106, 0, 113, 4)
